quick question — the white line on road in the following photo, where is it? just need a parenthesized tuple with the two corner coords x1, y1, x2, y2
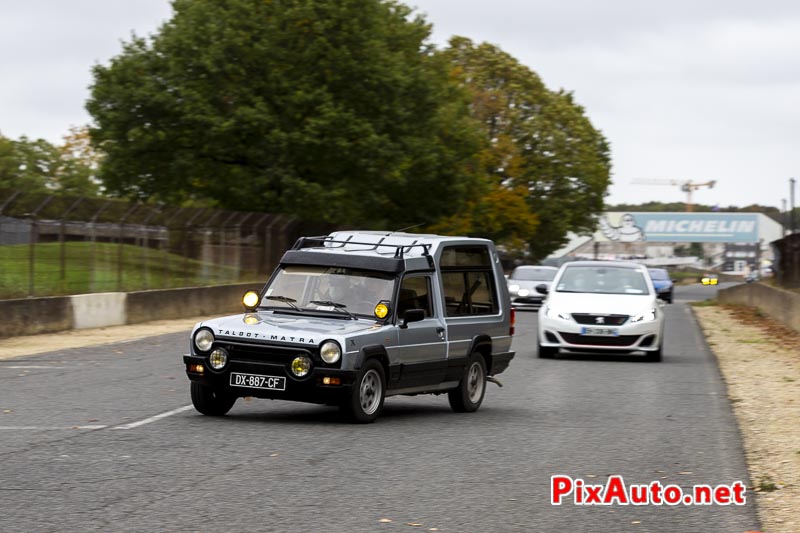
(0, 425, 107, 430)
(111, 405, 194, 430)
(4, 365, 64, 369)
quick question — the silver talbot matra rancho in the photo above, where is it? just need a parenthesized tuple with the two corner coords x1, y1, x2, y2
(183, 231, 516, 423)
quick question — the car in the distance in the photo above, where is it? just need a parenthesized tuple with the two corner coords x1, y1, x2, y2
(537, 261, 665, 361)
(701, 274, 719, 286)
(507, 265, 558, 309)
(647, 268, 674, 303)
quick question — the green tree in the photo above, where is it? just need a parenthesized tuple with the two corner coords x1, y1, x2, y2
(0, 133, 55, 192)
(440, 37, 611, 259)
(87, 0, 481, 227)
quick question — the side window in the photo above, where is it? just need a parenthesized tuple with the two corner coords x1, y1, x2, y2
(397, 276, 433, 318)
(440, 246, 498, 317)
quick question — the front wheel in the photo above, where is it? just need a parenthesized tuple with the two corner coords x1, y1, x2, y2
(448, 354, 486, 413)
(538, 342, 557, 359)
(341, 359, 386, 423)
(645, 344, 663, 362)
(190, 382, 237, 416)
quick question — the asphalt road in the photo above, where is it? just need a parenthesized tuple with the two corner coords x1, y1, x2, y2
(1, 283, 759, 532)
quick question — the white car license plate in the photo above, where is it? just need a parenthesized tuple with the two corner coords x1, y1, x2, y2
(581, 327, 619, 336)
(230, 372, 286, 390)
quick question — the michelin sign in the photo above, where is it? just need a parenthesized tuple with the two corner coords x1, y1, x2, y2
(597, 212, 759, 243)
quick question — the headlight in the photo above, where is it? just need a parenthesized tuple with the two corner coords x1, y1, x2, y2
(631, 309, 657, 323)
(291, 356, 312, 377)
(518, 289, 530, 297)
(208, 348, 228, 370)
(194, 328, 214, 352)
(508, 284, 520, 293)
(546, 307, 571, 321)
(320, 341, 341, 364)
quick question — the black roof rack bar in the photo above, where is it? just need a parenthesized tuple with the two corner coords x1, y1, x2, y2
(292, 236, 431, 258)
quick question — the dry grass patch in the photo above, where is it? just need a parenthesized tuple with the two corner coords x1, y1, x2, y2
(695, 304, 800, 532)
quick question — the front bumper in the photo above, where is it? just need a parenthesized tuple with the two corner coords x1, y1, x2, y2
(184, 354, 356, 404)
(511, 295, 545, 308)
(538, 315, 663, 352)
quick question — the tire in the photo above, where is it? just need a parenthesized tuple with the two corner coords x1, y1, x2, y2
(665, 290, 673, 304)
(538, 342, 557, 359)
(190, 382, 237, 416)
(341, 359, 386, 423)
(645, 344, 663, 362)
(448, 354, 487, 413)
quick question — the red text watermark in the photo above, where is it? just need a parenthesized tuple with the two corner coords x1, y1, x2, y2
(551, 475, 746, 506)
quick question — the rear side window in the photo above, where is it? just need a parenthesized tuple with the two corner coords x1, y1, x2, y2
(440, 246, 498, 316)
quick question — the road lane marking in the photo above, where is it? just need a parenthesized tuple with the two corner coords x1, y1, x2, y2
(111, 405, 194, 430)
(0, 425, 107, 430)
(4, 366, 63, 369)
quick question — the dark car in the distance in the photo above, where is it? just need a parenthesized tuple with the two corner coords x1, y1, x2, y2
(647, 268, 674, 303)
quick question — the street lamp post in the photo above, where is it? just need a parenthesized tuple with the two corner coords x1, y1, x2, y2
(791, 178, 797, 234)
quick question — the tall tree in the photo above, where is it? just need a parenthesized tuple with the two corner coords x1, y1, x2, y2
(440, 37, 612, 259)
(87, 0, 481, 227)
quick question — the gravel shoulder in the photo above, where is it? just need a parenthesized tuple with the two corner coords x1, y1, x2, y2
(0, 317, 206, 360)
(694, 304, 800, 533)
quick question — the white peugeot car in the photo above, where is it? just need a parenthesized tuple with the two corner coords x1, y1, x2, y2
(537, 261, 665, 361)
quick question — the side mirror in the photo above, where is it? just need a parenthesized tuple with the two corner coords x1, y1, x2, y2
(535, 284, 549, 295)
(400, 309, 425, 329)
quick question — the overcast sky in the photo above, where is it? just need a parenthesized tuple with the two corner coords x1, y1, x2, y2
(1, 1, 798, 209)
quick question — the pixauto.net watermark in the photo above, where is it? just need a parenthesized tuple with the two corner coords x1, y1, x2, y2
(551, 475, 746, 506)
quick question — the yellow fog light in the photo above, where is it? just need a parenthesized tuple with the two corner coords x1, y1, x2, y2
(374, 302, 389, 319)
(242, 290, 261, 311)
(322, 377, 341, 385)
(209, 348, 228, 370)
(291, 356, 312, 377)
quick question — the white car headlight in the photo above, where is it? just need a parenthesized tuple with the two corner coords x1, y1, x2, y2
(508, 284, 520, 293)
(546, 307, 572, 321)
(518, 289, 530, 297)
(194, 328, 214, 352)
(630, 309, 657, 323)
(320, 341, 341, 364)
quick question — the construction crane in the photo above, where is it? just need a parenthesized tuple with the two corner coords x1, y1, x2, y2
(630, 178, 716, 212)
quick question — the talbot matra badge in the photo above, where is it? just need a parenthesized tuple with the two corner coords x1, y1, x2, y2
(595, 316, 605, 324)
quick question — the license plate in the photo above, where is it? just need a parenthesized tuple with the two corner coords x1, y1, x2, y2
(230, 372, 286, 391)
(581, 327, 619, 336)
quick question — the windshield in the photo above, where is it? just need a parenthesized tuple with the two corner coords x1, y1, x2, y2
(510, 267, 556, 281)
(263, 266, 395, 317)
(648, 269, 669, 280)
(555, 266, 651, 295)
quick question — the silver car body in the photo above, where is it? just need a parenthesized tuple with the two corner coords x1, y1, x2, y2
(507, 265, 558, 309)
(185, 231, 514, 403)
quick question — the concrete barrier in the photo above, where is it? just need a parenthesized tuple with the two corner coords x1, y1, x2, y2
(71, 292, 127, 330)
(126, 283, 256, 324)
(718, 283, 800, 334)
(0, 296, 73, 338)
(0, 282, 264, 339)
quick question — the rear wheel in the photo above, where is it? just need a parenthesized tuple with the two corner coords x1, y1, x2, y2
(448, 354, 486, 413)
(190, 382, 237, 416)
(341, 359, 386, 423)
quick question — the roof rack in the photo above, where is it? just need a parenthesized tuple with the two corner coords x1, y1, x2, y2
(292, 235, 431, 259)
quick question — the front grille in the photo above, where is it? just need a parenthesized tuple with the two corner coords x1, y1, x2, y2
(571, 314, 629, 326)
(217, 341, 316, 365)
(514, 296, 544, 304)
(560, 333, 640, 347)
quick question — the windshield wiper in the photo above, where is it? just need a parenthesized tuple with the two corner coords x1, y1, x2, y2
(309, 300, 358, 320)
(265, 295, 300, 310)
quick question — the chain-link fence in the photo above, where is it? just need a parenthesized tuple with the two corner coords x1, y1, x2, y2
(0, 189, 334, 298)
